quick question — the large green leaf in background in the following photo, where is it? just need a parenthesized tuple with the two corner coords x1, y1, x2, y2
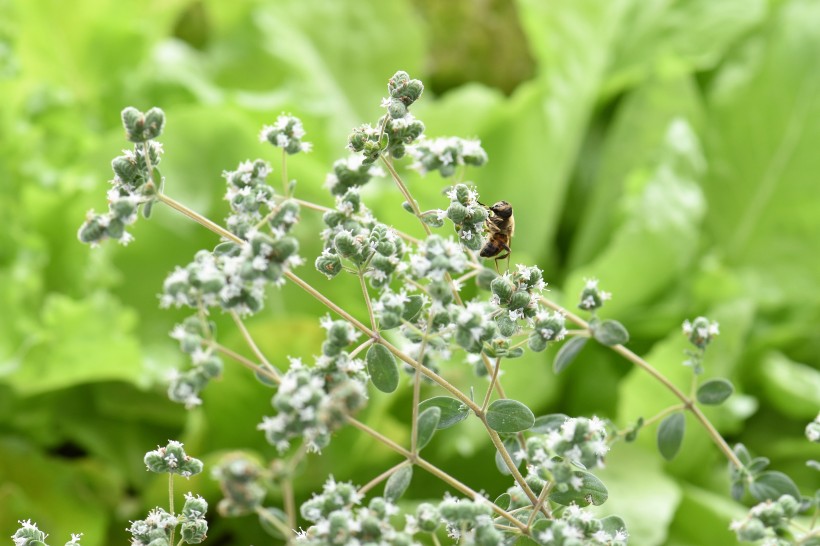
(476, 0, 628, 263)
(704, 0, 820, 308)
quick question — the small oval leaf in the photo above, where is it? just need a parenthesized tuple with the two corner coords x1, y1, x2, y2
(591, 319, 629, 346)
(384, 465, 413, 502)
(749, 470, 801, 502)
(419, 397, 469, 429)
(494, 438, 523, 476)
(553, 337, 588, 374)
(657, 412, 686, 461)
(416, 407, 441, 450)
(494, 492, 511, 510)
(486, 399, 535, 433)
(402, 295, 424, 322)
(697, 378, 734, 405)
(532, 413, 569, 434)
(549, 470, 608, 506)
(366, 343, 399, 393)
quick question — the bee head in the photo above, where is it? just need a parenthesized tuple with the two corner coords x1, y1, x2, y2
(490, 201, 513, 218)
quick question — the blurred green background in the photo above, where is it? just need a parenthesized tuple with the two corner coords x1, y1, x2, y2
(1, 0, 819, 544)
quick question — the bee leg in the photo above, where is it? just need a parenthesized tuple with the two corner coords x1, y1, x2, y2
(495, 243, 512, 272)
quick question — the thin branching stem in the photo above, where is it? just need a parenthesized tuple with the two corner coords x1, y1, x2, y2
(539, 295, 745, 469)
(482, 357, 502, 413)
(357, 460, 411, 497)
(231, 311, 278, 378)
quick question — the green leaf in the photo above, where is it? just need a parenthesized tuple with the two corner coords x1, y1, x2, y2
(758, 352, 820, 419)
(495, 438, 523, 476)
(3, 293, 143, 394)
(418, 397, 469, 429)
(600, 515, 627, 537)
(696, 378, 734, 405)
(733, 443, 752, 466)
(416, 406, 440, 450)
(366, 343, 399, 393)
(565, 115, 706, 315)
(549, 469, 608, 506)
(553, 337, 588, 374)
(494, 492, 511, 510)
(591, 319, 630, 346)
(703, 1, 820, 308)
(657, 412, 685, 461)
(384, 465, 413, 502)
(532, 414, 569, 434)
(603, 0, 767, 96)
(485, 399, 535, 433)
(749, 470, 801, 502)
(401, 294, 424, 322)
(477, 0, 628, 257)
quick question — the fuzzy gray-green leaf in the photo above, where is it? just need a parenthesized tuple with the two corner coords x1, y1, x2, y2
(384, 465, 413, 502)
(697, 378, 734, 405)
(366, 343, 399, 393)
(553, 336, 588, 374)
(416, 407, 441, 449)
(657, 412, 685, 460)
(419, 397, 469, 429)
(486, 399, 534, 433)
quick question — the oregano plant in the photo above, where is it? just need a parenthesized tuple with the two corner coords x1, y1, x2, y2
(15, 71, 817, 545)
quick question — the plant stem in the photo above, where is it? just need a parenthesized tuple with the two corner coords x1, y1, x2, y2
(484, 426, 543, 513)
(156, 192, 244, 245)
(282, 478, 297, 531)
(380, 156, 431, 237)
(231, 311, 279, 379)
(539, 295, 745, 469)
(481, 357, 502, 412)
(211, 342, 280, 383)
(357, 268, 378, 332)
(168, 474, 175, 544)
(281, 148, 289, 197)
(345, 417, 527, 532)
(357, 461, 410, 496)
(527, 482, 553, 527)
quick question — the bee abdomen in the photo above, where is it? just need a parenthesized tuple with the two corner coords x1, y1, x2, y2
(480, 241, 501, 258)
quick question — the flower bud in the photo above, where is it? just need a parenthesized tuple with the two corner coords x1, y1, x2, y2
(509, 290, 531, 311)
(180, 519, 208, 544)
(578, 279, 611, 311)
(682, 316, 719, 349)
(199, 355, 223, 379)
(111, 155, 143, 186)
(315, 251, 342, 279)
(334, 231, 359, 258)
(78, 214, 106, 244)
(428, 280, 453, 304)
(387, 99, 407, 119)
(121, 106, 165, 143)
(497, 315, 517, 337)
(416, 503, 440, 532)
(447, 202, 469, 225)
(491, 276, 515, 304)
(348, 126, 369, 152)
(270, 237, 299, 262)
(182, 494, 209, 519)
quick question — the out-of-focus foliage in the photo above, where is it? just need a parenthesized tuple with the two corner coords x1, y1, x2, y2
(0, 0, 818, 544)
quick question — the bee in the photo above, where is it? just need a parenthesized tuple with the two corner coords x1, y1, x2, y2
(479, 200, 514, 271)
